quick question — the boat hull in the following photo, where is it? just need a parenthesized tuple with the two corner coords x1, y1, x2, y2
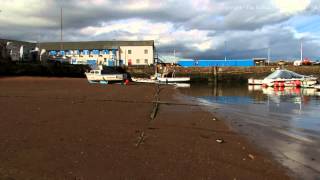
(157, 77, 190, 83)
(85, 73, 124, 83)
(248, 78, 263, 85)
(131, 77, 157, 83)
(262, 78, 317, 88)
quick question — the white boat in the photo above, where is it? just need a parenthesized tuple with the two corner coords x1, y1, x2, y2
(131, 77, 157, 83)
(262, 69, 317, 88)
(315, 85, 320, 91)
(85, 69, 125, 84)
(248, 85, 262, 91)
(157, 77, 190, 83)
(132, 72, 190, 84)
(248, 78, 263, 85)
(169, 83, 191, 88)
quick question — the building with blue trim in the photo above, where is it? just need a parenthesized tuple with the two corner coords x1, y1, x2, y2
(178, 59, 254, 67)
(39, 40, 155, 66)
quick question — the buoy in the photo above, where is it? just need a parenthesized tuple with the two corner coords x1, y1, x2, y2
(124, 79, 129, 85)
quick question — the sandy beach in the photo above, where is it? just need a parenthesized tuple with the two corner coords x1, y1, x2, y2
(0, 77, 289, 179)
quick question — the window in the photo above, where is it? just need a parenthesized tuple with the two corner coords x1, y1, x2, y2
(144, 59, 148, 64)
(136, 59, 140, 64)
(128, 50, 132, 54)
(144, 49, 148, 54)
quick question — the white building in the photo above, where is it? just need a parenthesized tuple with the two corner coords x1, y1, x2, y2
(0, 39, 36, 62)
(39, 40, 155, 66)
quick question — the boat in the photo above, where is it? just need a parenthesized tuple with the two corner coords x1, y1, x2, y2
(315, 85, 320, 91)
(85, 68, 126, 84)
(261, 69, 317, 88)
(131, 72, 190, 84)
(157, 77, 190, 83)
(154, 72, 190, 83)
(248, 78, 263, 85)
(131, 77, 157, 83)
(169, 83, 191, 88)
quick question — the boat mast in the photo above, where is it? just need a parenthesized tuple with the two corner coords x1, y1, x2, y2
(300, 40, 303, 62)
(60, 7, 63, 51)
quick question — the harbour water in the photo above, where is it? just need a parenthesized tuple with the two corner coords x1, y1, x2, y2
(179, 83, 320, 179)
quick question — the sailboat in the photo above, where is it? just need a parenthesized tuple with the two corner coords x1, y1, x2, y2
(132, 54, 190, 83)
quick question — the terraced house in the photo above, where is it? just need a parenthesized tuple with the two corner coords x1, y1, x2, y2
(1, 39, 155, 66)
(39, 40, 155, 66)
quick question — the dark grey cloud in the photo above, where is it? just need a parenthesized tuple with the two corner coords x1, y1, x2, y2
(1, 0, 319, 60)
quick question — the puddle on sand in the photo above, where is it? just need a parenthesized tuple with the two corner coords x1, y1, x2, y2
(179, 83, 320, 179)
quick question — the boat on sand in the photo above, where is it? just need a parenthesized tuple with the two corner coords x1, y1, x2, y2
(85, 68, 126, 84)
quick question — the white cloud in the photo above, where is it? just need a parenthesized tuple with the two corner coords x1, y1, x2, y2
(80, 18, 214, 51)
(272, 0, 311, 14)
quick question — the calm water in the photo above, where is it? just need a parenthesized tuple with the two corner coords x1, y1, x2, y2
(179, 83, 320, 179)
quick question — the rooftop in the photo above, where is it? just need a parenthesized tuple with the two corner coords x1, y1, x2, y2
(38, 40, 155, 50)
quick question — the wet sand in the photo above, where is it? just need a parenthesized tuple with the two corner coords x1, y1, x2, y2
(0, 77, 289, 179)
(179, 83, 320, 179)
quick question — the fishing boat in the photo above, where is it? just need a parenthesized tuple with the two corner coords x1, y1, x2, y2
(262, 69, 317, 88)
(85, 69, 126, 84)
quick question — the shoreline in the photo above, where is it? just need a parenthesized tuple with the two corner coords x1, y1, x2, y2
(188, 95, 320, 179)
(0, 77, 289, 179)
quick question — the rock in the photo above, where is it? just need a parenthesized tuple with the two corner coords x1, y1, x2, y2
(216, 139, 224, 143)
(248, 154, 255, 160)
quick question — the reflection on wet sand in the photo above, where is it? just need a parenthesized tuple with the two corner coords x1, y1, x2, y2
(180, 83, 320, 179)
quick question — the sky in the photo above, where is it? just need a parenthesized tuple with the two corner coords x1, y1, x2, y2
(0, 0, 320, 60)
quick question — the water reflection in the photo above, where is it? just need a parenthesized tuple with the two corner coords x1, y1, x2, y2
(179, 83, 320, 179)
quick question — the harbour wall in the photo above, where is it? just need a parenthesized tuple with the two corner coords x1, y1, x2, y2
(0, 62, 89, 77)
(1, 62, 320, 82)
(127, 66, 320, 83)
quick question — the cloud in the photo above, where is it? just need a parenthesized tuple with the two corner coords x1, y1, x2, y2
(272, 0, 311, 14)
(0, 0, 320, 60)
